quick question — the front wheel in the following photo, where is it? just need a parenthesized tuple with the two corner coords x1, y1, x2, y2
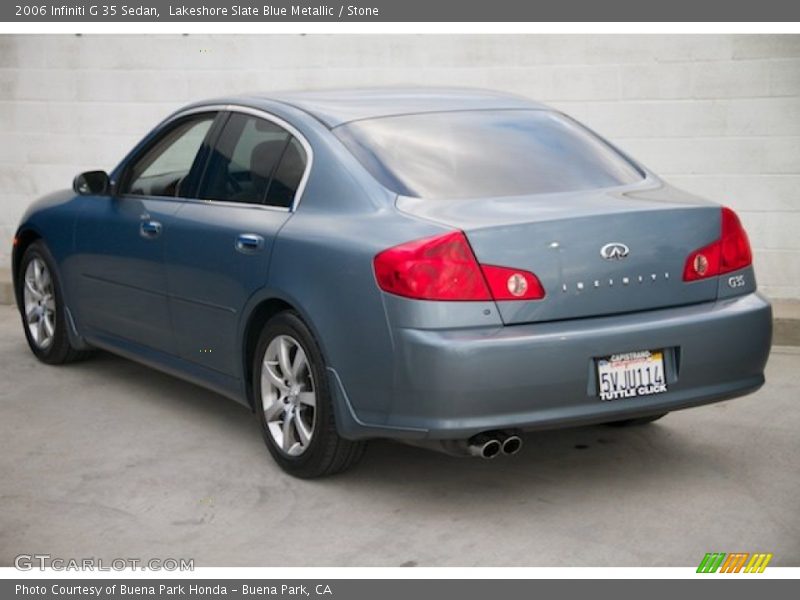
(253, 311, 365, 478)
(18, 240, 92, 364)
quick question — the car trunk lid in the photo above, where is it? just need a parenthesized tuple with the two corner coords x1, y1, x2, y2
(396, 183, 721, 324)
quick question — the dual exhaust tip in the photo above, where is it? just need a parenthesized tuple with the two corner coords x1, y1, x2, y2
(468, 432, 522, 459)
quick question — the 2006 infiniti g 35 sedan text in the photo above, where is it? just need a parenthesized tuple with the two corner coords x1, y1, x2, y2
(12, 89, 772, 478)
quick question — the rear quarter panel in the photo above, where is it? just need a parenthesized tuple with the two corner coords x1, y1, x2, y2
(260, 104, 449, 427)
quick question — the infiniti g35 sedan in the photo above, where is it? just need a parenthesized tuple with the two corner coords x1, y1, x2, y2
(12, 88, 772, 478)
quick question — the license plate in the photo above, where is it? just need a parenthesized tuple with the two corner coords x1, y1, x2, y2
(596, 350, 667, 401)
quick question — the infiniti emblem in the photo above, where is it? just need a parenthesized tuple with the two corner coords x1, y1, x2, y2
(600, 242, 630, 260)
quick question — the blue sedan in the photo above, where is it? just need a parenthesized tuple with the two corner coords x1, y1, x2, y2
(12, 89, 772, 477)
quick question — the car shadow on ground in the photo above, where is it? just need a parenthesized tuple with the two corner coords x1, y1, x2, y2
(6, 333, 795, 567)
(61, 348, 708, 499)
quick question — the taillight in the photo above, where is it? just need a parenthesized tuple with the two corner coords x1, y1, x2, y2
(374, 231, 545, 301)
(480, 264, 546, 301)
(719, 207, 753, 273)
(683, 207, 752, 282)
(683, 241, 721, 282)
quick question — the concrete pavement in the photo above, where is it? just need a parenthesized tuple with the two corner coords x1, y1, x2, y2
(0, 304, 798, 567)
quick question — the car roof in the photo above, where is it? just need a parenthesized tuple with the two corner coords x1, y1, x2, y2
(231, 88, 549, 128)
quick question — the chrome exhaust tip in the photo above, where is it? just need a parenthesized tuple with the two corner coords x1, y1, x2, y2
(501, 435, 522, 456)
(467, 434, 502, 459)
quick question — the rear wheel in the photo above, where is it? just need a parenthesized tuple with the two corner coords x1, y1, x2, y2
(253, 311, 365, 478)
(18, 240, 92, 364)
(606, 413, 668, 427)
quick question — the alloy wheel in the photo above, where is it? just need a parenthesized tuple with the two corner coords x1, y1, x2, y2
(23, 257, 56, 350)
(260, 335, 317, 456)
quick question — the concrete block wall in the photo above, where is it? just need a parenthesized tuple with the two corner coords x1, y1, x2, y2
(1, 34, 799, 299)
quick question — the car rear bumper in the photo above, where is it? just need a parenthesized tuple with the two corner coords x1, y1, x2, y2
(333, 292, 772, 440)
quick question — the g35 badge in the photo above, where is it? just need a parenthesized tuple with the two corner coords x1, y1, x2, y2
(728, 274, 746, 288)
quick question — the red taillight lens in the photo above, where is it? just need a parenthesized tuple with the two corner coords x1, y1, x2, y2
(374, 231, 491, 300)
(720, 207, 752, 273)
(374, 231, 545, 301)
(683, 207, 752, 282)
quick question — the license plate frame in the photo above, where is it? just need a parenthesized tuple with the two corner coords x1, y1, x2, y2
(596, 349, 668, 402)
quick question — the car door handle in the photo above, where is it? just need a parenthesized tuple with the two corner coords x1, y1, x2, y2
(139, 220, 162, 239)
(235, 233, 264, 254)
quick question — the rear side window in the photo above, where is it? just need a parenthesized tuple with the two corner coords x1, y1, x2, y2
(333, 110, 643, 199)
(198, 112, 307, 207)
(266, 138, 306, 208)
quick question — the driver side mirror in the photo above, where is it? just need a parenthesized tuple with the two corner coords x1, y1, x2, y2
(73, 170, 110, 196)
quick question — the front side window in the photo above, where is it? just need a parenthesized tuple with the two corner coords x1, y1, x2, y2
(198, 113, 307, 207)
(333, 110, 644, 199)
(122, 114, 215, 197)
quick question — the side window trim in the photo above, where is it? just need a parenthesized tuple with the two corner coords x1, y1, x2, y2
(194, 110, 285, 207)
(115, 104, 314, 212)
(115, 110, 224, 200)
(221, 106, 313, 212)
(194, 111, 302, 209)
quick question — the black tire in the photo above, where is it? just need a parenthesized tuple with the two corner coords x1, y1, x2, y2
(18, 241, 93, 365)
(253, 310, 365, 478)
(606, 413, 668, 427)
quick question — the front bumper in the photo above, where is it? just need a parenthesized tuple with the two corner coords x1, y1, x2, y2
(336, 292, 772, 440)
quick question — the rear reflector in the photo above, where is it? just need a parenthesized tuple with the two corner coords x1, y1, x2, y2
(683, 207, 752, 282)
(480, 264, 546, 301)
(374, 231, 545, 301)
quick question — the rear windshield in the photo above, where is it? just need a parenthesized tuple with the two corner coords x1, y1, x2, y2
(333, 110, 644, 199)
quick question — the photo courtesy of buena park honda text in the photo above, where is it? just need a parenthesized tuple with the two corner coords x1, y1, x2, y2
(0, 0, 799, 598)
